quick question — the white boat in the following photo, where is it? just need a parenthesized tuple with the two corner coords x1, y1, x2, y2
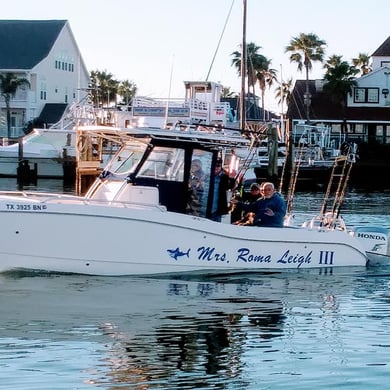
(126, 80, 236, 129)
(0, 125, 387, 276)
(0, 128, 76, 178)
(0, 98, 102, 180)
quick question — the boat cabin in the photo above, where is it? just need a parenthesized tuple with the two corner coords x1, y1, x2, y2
(85, 127, 249, 218)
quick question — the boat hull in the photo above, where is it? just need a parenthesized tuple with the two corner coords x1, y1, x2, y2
(0, 199, 367, 275)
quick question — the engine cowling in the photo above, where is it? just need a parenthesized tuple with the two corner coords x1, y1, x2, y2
(352, 226, 390, 262)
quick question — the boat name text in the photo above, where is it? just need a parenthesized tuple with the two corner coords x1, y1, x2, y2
(194, 246, 314, 268)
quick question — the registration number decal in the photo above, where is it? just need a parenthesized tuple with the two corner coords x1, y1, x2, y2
(5, 203, 47, 211)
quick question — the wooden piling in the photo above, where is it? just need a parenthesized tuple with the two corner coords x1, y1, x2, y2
(75, 130, 103, 195)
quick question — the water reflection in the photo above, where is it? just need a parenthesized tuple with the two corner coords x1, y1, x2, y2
(1, 268, 390, 388)
(0, 177, 76, 194)
(85, 276, 288, 387)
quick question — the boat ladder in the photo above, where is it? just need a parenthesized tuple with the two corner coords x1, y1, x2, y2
(318, 146, 355, 228)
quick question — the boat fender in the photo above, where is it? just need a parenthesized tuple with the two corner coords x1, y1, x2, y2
(352, 226, 390, 256)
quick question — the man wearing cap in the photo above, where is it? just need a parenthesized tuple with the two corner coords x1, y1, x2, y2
(248, 182, 263, 202)
(231, 182, 263, 224)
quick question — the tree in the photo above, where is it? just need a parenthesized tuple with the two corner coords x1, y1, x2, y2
(231, 43, 266, 98)
(352, 53, 372, 76)
(285, 33, 327, 120)
(0, 72, 30, 139)
(118, 80, 137, 106)
(221, 86, 236, 98)
(322, 55, 359, 132)
(255, 59, 277, 120)
(89, 70, 119, 107)
(275, 78, 293, 110)
(323, 55, 359, 101)
(231, 42, 274, 120)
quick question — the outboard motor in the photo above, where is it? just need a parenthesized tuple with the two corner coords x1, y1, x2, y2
(352, 226, 390, 263)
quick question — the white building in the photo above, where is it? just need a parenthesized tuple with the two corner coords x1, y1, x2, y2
(288, 35, 390, 145)
(0, 20, 90, 138)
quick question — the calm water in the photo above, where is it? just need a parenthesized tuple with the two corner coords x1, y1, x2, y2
(1, 179, 390, 389)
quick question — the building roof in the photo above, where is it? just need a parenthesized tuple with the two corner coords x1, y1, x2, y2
(0, 20, 67, 69)
(222, 97, 278, 121)
(372, 36, 390, 57)
(38, 103, 68, 126)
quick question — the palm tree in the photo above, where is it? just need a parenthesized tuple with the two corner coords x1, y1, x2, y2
(231, 42, 270, 119)
(90, 70, 119, 107)
(323, 55, 359, 133)
(285, 33, 327, 120)
(231, 43, 265, 95)
(352, 53, 372, 76)
(275, 78, 293, 110)
(221, 86, 236, 98)
(0, 72, 30, 139)
(256, 60, 278, 120)
(323, 55, 359, 102)
(118, 80, 137, 106)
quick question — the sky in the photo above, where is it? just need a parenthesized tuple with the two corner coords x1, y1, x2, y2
(3, 0, 390, 112)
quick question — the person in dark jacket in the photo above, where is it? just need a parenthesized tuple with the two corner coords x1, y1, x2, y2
(233, 182, 286, 227)
(210, 160, 235, 222)
(232, 182, 263, 225)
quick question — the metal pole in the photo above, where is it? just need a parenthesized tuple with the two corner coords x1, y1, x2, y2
(239, 0, 247, 131)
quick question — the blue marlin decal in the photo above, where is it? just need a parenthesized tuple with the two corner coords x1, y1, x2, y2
(167, 247, 190, 260)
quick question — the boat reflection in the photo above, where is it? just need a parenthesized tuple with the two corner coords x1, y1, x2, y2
(86, 273, 345, 387)
(0, 269, 374, 388)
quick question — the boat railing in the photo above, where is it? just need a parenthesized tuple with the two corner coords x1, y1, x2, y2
(301, 213, 347, 231)
(132, 96, 186, 108)
(0, 191, 81, 202)
(284, 212, 347, 231)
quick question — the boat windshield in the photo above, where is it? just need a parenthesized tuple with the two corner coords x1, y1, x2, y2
(138, 146, 185, 181)
(106, 142, 147, 175)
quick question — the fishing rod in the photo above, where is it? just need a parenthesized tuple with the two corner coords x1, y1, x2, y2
(232, 142, 258, 191)
(285, 142, 305, 214)
(319, 143, 355, 228)
(334, 149, 355, 219)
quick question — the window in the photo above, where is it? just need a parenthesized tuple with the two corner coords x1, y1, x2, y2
(40, 82, 47, 100)
(367, 88, 379, 103)
(188, 149, 213, 217)
(355, 124, 364, 134)
(354, 87, 379, 103)
(354, 88, 365, 103)
(331, 124, 341, 134)
(139, 147, 185, 181)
